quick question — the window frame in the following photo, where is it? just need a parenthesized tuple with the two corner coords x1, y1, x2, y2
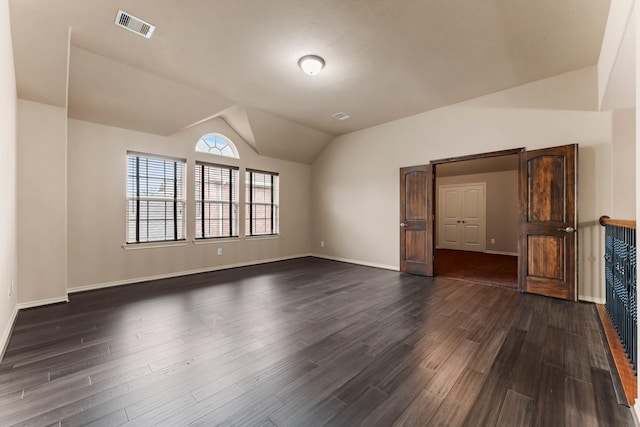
(195, 161, 240, 240)
(126, 152, 187, 244)
(245, 169, 280, 237)
(195, 133, 239, 159)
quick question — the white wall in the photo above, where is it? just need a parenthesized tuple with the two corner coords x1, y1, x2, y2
(312, 66, 612, 302)
(17, 100, 68, 306)
(436, 170, 518, 254)
(635, 0, 640, 416)
(0, 0, 18, 355)
(67, 117, 311, 291)
(612, 108, 636, 219)
(598, 0, 636, 110)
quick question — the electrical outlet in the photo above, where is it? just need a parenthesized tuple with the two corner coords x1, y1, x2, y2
(217, 248, 223, 256)
(320, 241, 325, 247)
(490, 239, 496, 244)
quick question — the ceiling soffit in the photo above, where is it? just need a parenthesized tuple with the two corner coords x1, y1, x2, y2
(10, 4, 69, 107)
(244, 108, 334, 164)
(67, 46, 234, 136)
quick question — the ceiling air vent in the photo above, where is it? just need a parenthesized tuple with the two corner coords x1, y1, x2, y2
(115, 10, 155, 39)
(332, 112, 351, 121)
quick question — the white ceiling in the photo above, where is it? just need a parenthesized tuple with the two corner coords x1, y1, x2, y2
(9, 0, 611, 163)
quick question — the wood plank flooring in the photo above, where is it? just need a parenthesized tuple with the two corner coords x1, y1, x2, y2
(0, 257, 634, 426)
(596, 304, 637, 406)
(435, 249, 518, 289)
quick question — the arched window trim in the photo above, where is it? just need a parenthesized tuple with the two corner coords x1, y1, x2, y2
(195, 133, 239, 159)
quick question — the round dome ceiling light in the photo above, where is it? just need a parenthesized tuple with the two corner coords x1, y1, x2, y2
(298, 55, 325, 76)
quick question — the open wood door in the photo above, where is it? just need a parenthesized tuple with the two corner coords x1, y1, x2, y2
(400, 165, 434, 276)
(519, 144, 577, 300)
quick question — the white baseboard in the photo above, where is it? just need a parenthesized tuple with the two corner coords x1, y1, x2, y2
(17, 295, 69, 310)
(68, 254, 312, 294)
(485, 250, 519, 256)
(311, 254, 399, 271)
(0, 304, 18, 362)
(579, 295, 606, 305)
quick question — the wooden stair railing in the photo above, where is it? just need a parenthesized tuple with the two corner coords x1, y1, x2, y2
(599, 215, 636, 229)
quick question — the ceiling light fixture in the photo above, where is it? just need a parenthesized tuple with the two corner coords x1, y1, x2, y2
(298, 55, 325, 76)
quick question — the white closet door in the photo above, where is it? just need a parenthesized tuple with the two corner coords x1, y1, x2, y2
(438, 183, 485, 252)
(439, 187, 462, 249)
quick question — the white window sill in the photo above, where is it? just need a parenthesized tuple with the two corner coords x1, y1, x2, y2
(122, 241, 189, 250)
(122, 236, 280, 249)
(193, 238, 242, 245)
(245, 234, 280, 241)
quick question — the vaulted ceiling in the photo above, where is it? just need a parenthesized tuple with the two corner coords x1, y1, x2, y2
(9, 0, 611, 163)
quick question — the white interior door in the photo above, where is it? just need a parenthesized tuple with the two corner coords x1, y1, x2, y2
(439, 187, 462, 249)
(438, 183, 486, 252)
(459, 185, 484, 251)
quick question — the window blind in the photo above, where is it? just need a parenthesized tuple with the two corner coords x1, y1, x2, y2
(245, 169, 279, 236)
(126, 153, 186, 243)
(195, 162, 239, 238)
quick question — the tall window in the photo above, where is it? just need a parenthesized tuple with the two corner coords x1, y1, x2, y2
(126, 153, 186, 243)
(195, 163, 239, 238)
(245, 170, 279, 236)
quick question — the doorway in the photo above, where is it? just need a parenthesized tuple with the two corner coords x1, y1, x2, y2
(399, 145, 578, 300)
(436, 156, 517, 288)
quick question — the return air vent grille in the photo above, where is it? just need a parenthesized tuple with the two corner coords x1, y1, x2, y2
(115, 10, 155, 38)
(332, 112, 351, 121)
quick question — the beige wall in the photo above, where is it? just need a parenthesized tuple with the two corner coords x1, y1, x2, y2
(312, 66, 613, 302)
(17, 100, 67, 305)
(0, 0, 18, 353)
(636, 0, 639, 412)
(436, 170, 518, 254)
(67, 117, 311, 291)
(598, 0, 636, 110)
(612, 108, 636, 219)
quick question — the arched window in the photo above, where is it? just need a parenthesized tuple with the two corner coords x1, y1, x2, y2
(195, 133, 239, 158)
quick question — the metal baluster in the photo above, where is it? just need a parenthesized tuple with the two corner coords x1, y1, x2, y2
(604, 224, 637, 374)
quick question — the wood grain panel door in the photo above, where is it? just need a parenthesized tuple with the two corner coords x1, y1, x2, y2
(400, 165, 434, 276)
(519, 144, 577, 300)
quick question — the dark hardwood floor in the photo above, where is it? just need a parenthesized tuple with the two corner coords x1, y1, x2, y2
(435, 249, 518, 289)
(0, 257, 634, 426)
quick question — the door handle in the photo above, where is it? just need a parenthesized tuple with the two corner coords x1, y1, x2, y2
(558, 226, 575, 233)
(400, 223, 408, 227)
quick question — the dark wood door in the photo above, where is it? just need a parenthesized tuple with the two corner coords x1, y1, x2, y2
(519, 144, 577, 300)
(400, 165, 434, 276)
